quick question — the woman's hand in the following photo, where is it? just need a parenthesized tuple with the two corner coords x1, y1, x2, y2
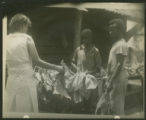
(27, 38, 65, 73)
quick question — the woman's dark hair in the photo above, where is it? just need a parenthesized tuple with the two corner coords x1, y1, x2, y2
(9, 14, 31, 33)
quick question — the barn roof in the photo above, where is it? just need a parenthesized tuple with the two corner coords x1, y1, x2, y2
(45, 3, 144, 22)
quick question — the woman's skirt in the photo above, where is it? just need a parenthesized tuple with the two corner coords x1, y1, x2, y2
(4, 67, 39, 113)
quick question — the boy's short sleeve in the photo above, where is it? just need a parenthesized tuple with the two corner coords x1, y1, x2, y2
(115, 39, 128, 56)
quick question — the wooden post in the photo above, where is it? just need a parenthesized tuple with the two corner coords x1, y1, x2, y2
(3, 16, 7, 113)
(73, 10, 83, 50)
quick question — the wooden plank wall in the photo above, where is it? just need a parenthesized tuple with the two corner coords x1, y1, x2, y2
(25, 7, 76, 64)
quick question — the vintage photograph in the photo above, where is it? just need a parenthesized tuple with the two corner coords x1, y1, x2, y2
(2, 2, 145, 119)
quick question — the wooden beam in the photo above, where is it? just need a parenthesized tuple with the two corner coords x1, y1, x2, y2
(73, 10, 82, 50)
(3, 16, 7, 113)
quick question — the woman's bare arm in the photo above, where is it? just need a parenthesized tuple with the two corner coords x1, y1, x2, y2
(27, 39, 64, 73)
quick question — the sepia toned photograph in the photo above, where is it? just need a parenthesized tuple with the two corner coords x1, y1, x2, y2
(2, 1, 145, 119)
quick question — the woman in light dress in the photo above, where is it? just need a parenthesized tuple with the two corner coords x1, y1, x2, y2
(5, 14, 64, 112)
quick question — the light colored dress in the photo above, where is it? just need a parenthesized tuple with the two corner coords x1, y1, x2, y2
(107, 39, 128, 115)
(5, 33, 38, 112)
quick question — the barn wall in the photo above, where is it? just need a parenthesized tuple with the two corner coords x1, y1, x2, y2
(28, 7, 77, 64)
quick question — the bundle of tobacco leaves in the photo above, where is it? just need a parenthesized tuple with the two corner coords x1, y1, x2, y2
(95, 76, 112, 115)
(125, 63, 144, 78)
(34, 66, 71, 99)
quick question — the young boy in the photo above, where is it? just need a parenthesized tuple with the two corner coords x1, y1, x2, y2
(107, 19, 128, 115)
(71, 29, 103, 113)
